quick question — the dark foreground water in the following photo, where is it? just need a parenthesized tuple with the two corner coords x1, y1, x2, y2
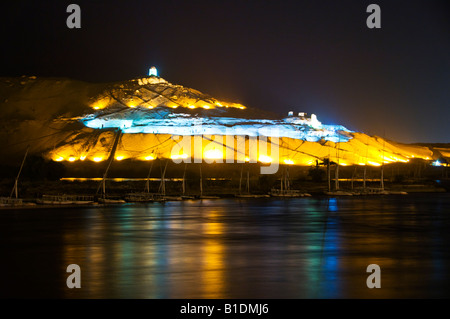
(1, 194, 449, 299)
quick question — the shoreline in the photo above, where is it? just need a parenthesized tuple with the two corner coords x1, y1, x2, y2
(1, 188, 447, 210)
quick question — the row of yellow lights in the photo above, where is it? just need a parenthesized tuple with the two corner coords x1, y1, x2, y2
(92, 100, 246, 111)
(54, 155, 156, 162)
(54, 152, 422, 166)
(54, 153, 275, 163)
(54, 155, 421, 167)
(54, 155, 401, 166)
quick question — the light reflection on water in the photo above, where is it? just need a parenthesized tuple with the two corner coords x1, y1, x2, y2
(1, 194, 450, 298)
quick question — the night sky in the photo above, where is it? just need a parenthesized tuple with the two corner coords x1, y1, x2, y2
(1, 0, 449, 143)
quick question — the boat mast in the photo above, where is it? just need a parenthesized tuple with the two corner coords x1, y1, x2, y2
(246, 169, 250, 194)
(363, 135, 369, 190)
(285, 167, 290, 191)
(327, 158, 331, 192)
(335, 136, 340, 191)
(351, 165, 357, 190)
(145, 160, 154, 193)
(159, 160, 168, 196)
(96, 129, 122, 198)
(199, 164, 203, 196)
(10, 146, 29, 199)
(182, 163, 187, 195)
(335, 163, 340, 191)
(239, 163, 244, 195)
(280, 170, 283, 193)
(381, 132, 385, 190)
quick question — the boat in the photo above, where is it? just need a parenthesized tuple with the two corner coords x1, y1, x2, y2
(95, 129, 126, 204)
(69, 195, 95, 204)
(156, 160, 184, 201)
(386, 191, 408, 195)
(269, 167, 310, 197)
(1, 197, 26, 207)
(164, 195, 183, 201)
(235, 164, 270, 198)
(124, 192, 155, 202)
(98, 197, 126, 204)
(324, 190, 354, 196)
(36, 194, 74, 205)
(126, 156, 167, 202)
(270, 188, 309, 197)
(198, 164, 221, 199)
(36, 194, 96, 205)
(235, 194, 270, 198)
(324, 140, 353, 196)
(2, 147, 37, 207)
(0, 197, 36, 208)
(199, 195, 221, 199)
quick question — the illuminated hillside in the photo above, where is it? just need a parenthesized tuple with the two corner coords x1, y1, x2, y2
(0, 74, 446, 169)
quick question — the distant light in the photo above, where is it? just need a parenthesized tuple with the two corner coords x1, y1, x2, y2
(55, 157, 64, 162)
(258, 155, 272, 163)
(432, 160, 442, 167)
(93, 157, 103, 162)
(204, 149, 223, 159)
(284, 159, 294, 165)
(115, 156, 124, 161)
(80, 155, 87, 161)
(149, 66, 158, 77)
(68, 157, 77, 162)
(171, 154, 188, 160)
(310, 114, 322, 129)
(288, 111, 293, 116)
(145, 155, 155, 161)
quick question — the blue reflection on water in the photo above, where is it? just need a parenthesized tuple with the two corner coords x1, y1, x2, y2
(1, 194, 450, 298)
(327, 198, 338, 212)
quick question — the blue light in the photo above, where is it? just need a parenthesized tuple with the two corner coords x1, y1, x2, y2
(80, 113, 353, 143)
(327, 198, 338, 212)
(149, 66, 158, 77)
(432, 160, 441, 167)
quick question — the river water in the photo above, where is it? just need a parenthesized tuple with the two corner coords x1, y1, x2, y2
(1, 194, 449, 299)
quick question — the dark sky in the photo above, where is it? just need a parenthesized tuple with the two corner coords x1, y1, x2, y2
(1, 0, 449, 143)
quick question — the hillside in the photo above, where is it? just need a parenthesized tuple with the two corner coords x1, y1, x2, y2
(0, 75, 448, 168)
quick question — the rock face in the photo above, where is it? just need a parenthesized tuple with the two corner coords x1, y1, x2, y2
(0, 75, 446, 167)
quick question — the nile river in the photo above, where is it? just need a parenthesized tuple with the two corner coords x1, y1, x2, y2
(1, 194, 449, 298)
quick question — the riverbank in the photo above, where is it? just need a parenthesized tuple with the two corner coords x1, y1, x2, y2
(1, 183, 447, 210)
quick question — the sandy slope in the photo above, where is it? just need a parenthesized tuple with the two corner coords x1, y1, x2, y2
(0, 75, 447, 166)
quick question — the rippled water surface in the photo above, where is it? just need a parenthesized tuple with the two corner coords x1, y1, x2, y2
(1, 194, 449, 298)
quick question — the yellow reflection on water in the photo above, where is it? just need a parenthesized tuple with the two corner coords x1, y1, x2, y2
(201, 210, 226, 298)
(62, 228, 106, 298)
